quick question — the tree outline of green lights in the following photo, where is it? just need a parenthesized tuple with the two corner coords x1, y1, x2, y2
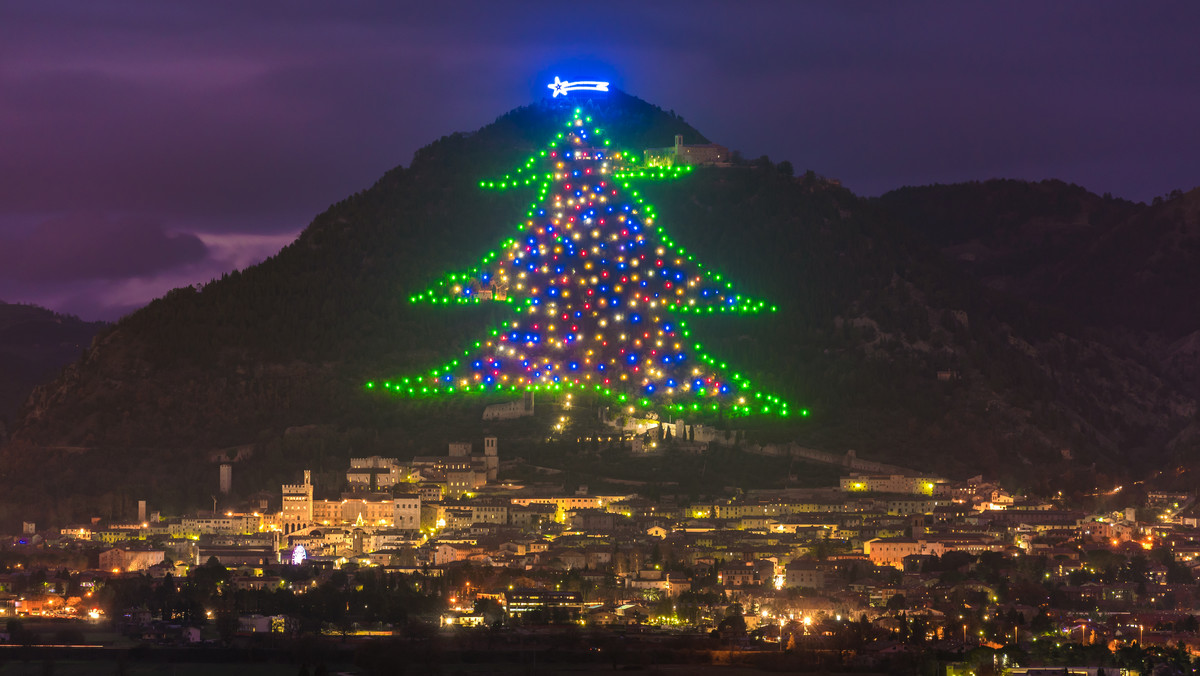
(368, 107, 801, 418)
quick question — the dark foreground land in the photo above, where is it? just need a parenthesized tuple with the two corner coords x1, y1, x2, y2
(0, 643, 884, 676)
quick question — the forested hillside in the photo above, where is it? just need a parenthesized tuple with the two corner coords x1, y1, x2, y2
(879, 181, 1200, 339)
(3, 91, 1198, 527)
(0, 301, 104, 432)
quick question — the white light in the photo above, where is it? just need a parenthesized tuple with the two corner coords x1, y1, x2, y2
(547, 77, 610, 97)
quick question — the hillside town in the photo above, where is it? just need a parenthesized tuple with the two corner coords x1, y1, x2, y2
(4, 434, 1200, 674)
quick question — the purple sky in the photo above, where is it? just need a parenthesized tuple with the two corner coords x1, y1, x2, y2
(2, 1, 1198, 320)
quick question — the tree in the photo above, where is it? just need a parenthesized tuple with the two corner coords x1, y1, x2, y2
(474, 597, 505, 627)
(1030, 609, 1053, 634)
(1183, 614, 1199, 633)
(377, 106, 787, 418)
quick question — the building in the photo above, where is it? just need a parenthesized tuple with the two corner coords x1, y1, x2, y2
(412, 455, 486, 497)
(281, 471, 314, 533)
(100, 547, 165, 573)
(784, 561, 826, 590)
(313, 496, 394, 527)
(644, 135, 730, 167)
(509, 503, 556, 531)
(483, 436, 498, 482)
(177, 515, 259, 537)
(510, 494, 630, 522)
(393, 494, 420, 530)
(482, 392, 534, 420)
(863, 538, 946, 569)
(506, 589, 583, 619)
(347, 457, 402, 489)
(841, 474, 944, 496)
(219, 464, 232, 494)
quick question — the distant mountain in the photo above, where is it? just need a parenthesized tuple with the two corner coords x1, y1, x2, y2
(3, 90, 1198, 526)
(0, 301, 105, 431)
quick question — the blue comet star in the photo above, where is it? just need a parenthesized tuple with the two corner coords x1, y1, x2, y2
(547, 77, 610, 97)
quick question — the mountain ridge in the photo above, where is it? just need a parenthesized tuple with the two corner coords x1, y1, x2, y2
(0, 300, 105, 434)
(3, 90, 1199, 526)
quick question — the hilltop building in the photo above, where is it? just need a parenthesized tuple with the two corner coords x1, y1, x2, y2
(644, 134, 730, 167)
(483, 392, 534, 420)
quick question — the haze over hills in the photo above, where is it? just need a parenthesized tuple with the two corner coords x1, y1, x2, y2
(0, 301, 105, 434)
(2, 89, 1199, 526)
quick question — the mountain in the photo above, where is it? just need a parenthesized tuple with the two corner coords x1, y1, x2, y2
(0, 301, 104, 432)
(878, 180, 1200, 397)
(877, 181, 1200, 340)
(2, 90, 1198, 526)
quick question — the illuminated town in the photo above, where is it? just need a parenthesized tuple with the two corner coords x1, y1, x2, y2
(4, 413, 1199, 674)
(2, 6, 1199, 671)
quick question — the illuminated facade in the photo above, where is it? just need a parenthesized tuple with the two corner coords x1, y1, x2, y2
(840, 473, 943, 496)
(863, 538, 945, 569)
(506, 588, 584, 617)
(281, 470, 314, 534)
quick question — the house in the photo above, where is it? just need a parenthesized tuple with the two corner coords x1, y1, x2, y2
(784, 560, 826, 590)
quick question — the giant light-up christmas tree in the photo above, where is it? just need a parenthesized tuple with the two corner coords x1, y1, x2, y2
(370, 81, 792, 417)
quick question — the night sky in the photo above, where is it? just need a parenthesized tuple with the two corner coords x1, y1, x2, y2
(2, 2, 1198, 320)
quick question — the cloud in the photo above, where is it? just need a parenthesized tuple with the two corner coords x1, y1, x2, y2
(193, 231, 297, 271)
(0, 213, 207, 282)
(0, 227, 296, 321)
(1, 0, 1199, 322)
